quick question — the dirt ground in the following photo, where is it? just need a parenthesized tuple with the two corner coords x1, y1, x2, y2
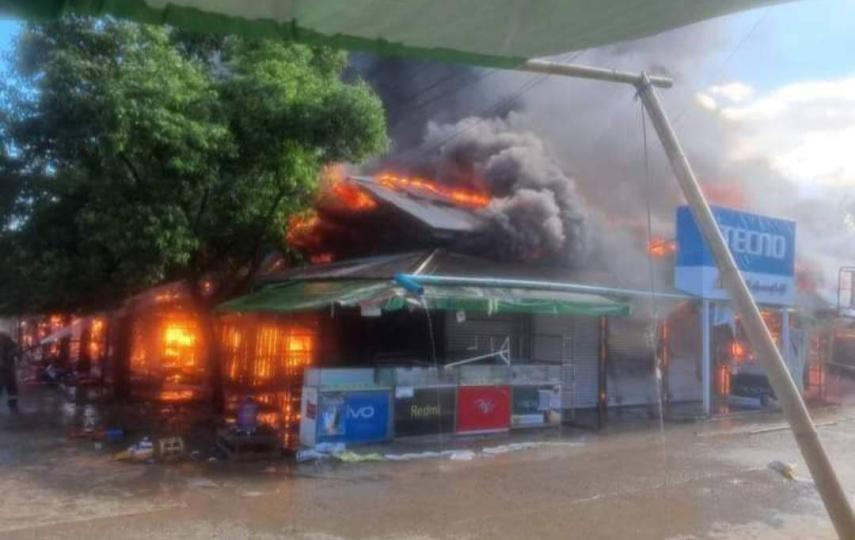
(1, 388, 854, 539)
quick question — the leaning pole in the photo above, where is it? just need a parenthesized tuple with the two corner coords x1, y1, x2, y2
(517, 59, 855, 540)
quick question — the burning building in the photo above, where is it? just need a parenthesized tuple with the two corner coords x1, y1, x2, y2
(220, 248, 634, 442)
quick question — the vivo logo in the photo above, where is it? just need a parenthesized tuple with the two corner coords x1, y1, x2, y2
(347, 406, 375, 419)
(719, 225, 787, 260)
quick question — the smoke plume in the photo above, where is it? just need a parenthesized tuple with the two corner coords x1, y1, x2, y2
(408, 115, 591, 266)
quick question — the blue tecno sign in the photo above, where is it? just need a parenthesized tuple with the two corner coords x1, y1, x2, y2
(675, 206, 796, 306)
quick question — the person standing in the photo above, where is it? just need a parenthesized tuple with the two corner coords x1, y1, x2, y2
(0, 331, 20, 413)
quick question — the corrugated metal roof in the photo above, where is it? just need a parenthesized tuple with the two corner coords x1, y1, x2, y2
(265, 249, 586, 282)
(349, 176, 485, 233)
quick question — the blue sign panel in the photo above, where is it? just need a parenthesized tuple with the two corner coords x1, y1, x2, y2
(316, 390, 391, 444)
(343, 390, 391, 443)
(675, 206, 796, 306)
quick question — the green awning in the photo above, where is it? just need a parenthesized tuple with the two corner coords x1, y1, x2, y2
(218, 279, 630, 317)
(5, 1, 790, 68)
(383, 285, 630, 316)
(216, 279, 392, 313)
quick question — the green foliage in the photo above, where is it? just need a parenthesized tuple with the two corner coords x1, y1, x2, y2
(0, 17, 388, 313)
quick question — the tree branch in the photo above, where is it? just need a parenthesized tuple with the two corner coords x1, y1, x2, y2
(118, 152, 144, 186)
(217, 185, 290, 300)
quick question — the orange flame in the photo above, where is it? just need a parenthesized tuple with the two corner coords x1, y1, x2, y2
(731, 341, 747, 361)
(648, 236, 676, 257)
(716, 364, 731, 397)
(376, 172, 490, 208)
(323, 179, 377, 211)
(702, 182, 745, 209)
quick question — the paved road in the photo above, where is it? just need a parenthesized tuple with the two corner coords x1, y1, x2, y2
(1, 396, 854, 539)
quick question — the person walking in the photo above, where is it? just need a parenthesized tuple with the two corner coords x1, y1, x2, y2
(0, 331, 20, 413)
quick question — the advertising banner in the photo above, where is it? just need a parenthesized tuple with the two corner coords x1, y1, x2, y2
(299, 387, 319, 447)
(343, 390, 392, 443)
(511, 385, 562, 428)
(456, 385, 511, 434)
(317, 391, 346, 442)
(394, 386, 456, 437)
(316, 389, 392, 444)
(675, 206, 796, 306)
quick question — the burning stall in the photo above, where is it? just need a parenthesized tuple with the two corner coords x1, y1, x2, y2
(219, 248, 632, 445)
(17, 314, 109, 384)
(113, 282, 209, 402)
(217, 312, 317, 446)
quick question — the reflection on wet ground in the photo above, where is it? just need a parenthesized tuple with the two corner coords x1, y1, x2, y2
(1, 386, 854, 539)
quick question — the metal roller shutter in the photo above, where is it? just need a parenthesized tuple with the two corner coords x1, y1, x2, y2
(607, 318, 657, 407)
(571, 316, 601, 409)
(667, 355, 701, 403)
(531, 314, 600, 410)
(444, 313, 521, 364)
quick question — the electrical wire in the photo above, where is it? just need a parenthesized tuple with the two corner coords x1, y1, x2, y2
(396, 49, 588, 162)
(672, 6, 773, 128)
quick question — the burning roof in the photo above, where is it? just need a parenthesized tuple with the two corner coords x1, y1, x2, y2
(287, 171, 490, 263)
(349, 176, 485, 233)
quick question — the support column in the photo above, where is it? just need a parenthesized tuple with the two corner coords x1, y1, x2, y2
(597, 316, 608, 429)
(701, 300, 711, 417)
(782, 308, 791, 366)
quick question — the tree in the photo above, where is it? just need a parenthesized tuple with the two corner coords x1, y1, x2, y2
(0, 17, 388, 405)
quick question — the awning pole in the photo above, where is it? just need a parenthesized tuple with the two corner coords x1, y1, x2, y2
(514, 59, 855, 540)
(701, 300, 711, 417)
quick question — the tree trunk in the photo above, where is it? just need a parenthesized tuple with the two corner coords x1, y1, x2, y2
(113, 313, 133, 402)
(199, 306, 224, 415)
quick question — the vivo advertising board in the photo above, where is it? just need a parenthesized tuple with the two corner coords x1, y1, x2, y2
(675, 206, 796, 306)
(314, 390, 392, 445)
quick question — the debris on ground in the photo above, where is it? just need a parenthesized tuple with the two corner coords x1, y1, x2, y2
(295, 449, 333, 463)
(157, 436, 186, 462)
(314, 442, 346, 454)
(337, 451, 385, 463)
(114, 437, 154, 462)
(384, 451, 450, 461)
(768, 460, 797, 480)
(295, 440, 584, 465)
(449, 450, 476, 461)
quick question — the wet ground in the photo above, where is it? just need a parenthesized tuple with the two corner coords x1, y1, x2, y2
(1, 388, 855, 539)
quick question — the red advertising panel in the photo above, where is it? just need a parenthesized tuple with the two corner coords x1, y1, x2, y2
(456, 385, 511, 434)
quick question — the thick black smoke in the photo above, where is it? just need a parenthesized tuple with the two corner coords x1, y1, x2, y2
(349, 55, 490, 151)
(412, 115, 591, 266)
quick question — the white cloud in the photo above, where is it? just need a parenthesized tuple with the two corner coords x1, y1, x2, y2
(710, 76, 855, 188)
(695, 92, 718, 110)
(707, 82, 754, 103)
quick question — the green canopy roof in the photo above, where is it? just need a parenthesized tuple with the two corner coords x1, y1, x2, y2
(216, 280, 393, 314)
(5, 1, 789, 67)
(217, 279, 630, 317)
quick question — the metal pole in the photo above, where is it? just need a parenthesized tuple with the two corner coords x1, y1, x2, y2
(701, 300, 711, 416)
(634, 73, 855, 540)
(521, 59, 673, 88)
